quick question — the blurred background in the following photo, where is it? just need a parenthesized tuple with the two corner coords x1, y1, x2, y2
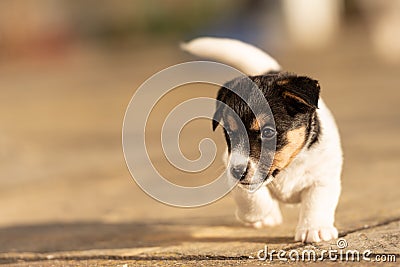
(0, 0, 399, 253)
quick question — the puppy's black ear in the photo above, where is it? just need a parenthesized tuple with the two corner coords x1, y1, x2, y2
(276, 76, 320, 113)
(212, 111, 222, 131)
(213, 87, 228, 131)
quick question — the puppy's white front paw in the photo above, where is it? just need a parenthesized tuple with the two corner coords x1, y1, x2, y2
(236, 209, 282, 229)
(295, 226, 338, 243)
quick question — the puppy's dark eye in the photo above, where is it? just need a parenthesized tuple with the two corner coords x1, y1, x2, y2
(261, 127, 276, 139)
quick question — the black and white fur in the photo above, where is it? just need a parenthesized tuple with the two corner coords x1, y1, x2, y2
(182, 37, 342, 243)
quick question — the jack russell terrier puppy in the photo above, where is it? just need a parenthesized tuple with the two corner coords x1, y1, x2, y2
(182, 37, 343, 243)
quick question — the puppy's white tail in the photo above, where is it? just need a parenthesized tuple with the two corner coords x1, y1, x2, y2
(181, 37, 281, 76)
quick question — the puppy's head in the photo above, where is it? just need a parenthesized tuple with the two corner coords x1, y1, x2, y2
(214, 73, 320, 188)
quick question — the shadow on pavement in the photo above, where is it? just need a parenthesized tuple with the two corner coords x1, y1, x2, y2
(0, 221, 293, 253)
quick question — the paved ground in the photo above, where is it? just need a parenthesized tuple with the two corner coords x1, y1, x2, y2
(0, 27, 399, 266)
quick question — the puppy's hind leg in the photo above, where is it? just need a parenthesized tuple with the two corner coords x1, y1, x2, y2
(232, 185, 282, 228)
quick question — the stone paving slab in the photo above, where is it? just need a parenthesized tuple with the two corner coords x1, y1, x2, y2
(1, 219, 398, 266)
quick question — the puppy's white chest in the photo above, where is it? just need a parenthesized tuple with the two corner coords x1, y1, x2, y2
(267, 154, 312, 203)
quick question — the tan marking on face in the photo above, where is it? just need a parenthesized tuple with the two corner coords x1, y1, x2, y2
(250, 119, 260, 131)
(276, 79, 289, 85)
(225, 115, 238, 131)
(250, 114, 270, 131)
(282, 91, 313, 108)
(270, 126, 306, 173)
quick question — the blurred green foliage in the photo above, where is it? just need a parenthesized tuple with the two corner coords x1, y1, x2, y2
(69, 0, 233, 44)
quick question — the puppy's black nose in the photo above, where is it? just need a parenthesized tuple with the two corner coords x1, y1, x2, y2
(230, 165, 247, 180)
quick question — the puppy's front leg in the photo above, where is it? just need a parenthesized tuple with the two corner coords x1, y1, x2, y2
(295, 183, 340, 243)
(232, 185, 282, 228)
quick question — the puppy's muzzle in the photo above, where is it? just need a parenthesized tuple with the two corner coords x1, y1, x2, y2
(230, 164, 248, 180)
